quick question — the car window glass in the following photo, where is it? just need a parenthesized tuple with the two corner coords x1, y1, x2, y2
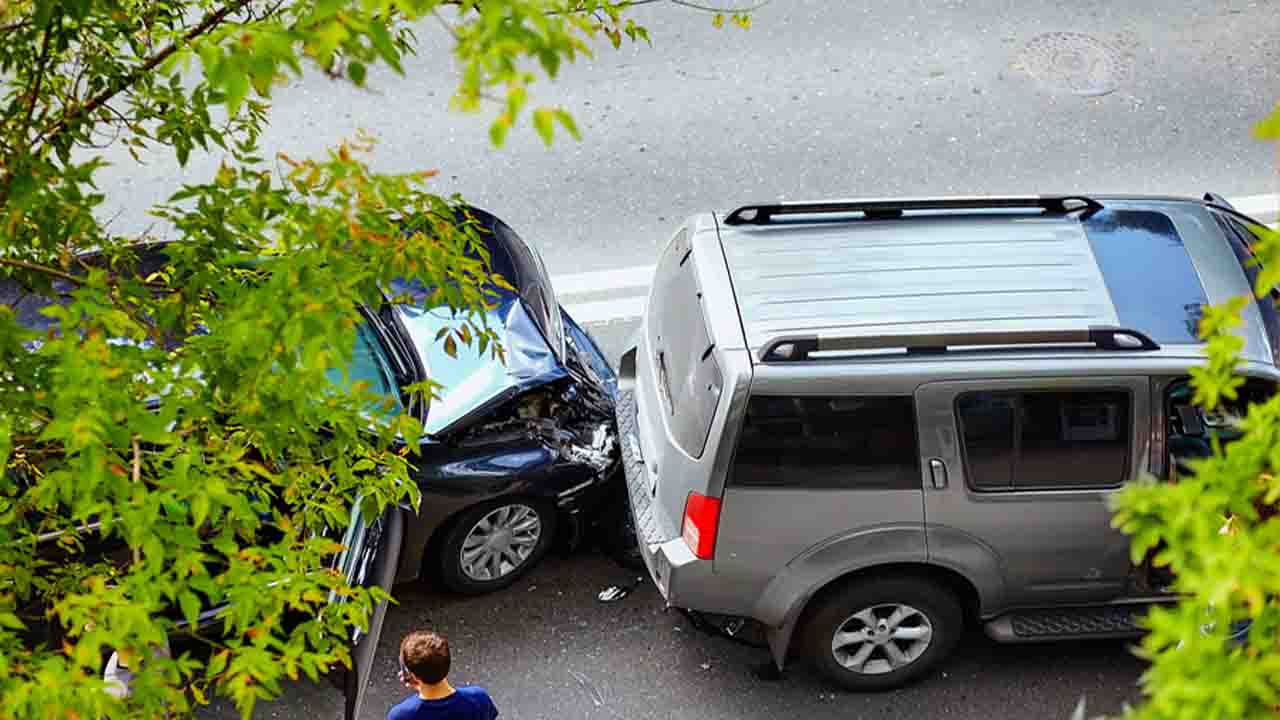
(1166, 376, 1274, 479)
(731, 396, 919, 490)
(955, 394, 1015, 490)
(958, 390, 1130, 491)
(326, 321, 404, 418)
(1081, 209, 1207, 344)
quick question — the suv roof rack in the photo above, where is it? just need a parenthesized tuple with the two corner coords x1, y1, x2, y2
(759, 325, 1159, 362)
(722, 195, 1104, 226)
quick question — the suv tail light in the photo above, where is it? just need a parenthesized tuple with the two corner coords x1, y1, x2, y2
(681, 491, 721, 560)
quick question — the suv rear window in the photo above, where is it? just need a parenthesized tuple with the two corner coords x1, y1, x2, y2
(647, 228, 723, 458)
(731, 395, 919, 490)
(957, 389, 1130, 491)
(1081, 209, 1207, 345)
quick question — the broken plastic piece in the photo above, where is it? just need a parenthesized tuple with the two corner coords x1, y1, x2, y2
(597, 576, 644, 603)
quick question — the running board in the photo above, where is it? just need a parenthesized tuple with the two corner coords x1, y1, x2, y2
(984, 603, 1162, 643)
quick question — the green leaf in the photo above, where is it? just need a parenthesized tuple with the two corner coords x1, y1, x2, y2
(489, 119, 509, 147)
(192, 493, 211, 527)
(1254, 104, 1280, 139)
(554, 110, 581, 141)
(0, 415, 12, 472)
(180, 591, 202, 628)
(532, 109, 555, 146)
(347, 62, 367, 86)
(225, 69, 251, 117)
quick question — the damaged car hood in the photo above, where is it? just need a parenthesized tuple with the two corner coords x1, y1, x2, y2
(393, 292, 569, 437)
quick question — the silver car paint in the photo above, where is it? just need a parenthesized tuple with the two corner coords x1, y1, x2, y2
(617, 197, 1280, 671)
(915, 375, 1150, 613)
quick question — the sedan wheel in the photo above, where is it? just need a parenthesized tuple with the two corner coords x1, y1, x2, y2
(440, 499, 555, 594)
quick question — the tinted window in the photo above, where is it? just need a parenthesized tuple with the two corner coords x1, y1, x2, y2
(1082, 209, 1208, 344)
(1213, 212, 1280, 361)
(958, 390, 1130, 491)
(732, 396, 919, 490)
(648, 228, 723, 458)
(955, 394, 1015, 490)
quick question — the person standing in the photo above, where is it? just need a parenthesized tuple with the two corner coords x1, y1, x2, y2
(388, 630, 499, 720)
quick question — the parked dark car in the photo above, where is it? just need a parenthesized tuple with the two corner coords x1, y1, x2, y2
(3, 207, 622, 718)
(375, 207, 622, 594)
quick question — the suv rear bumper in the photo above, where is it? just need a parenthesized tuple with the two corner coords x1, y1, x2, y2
(617, 388, 716, 607)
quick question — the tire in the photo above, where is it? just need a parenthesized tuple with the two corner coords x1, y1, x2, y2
(595, 482, 646, 571)
(438, 498, 556, 595)
(801, 576, 962, 691)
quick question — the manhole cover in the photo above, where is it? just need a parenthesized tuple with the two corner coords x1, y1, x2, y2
(1016, 32, 1132, 96)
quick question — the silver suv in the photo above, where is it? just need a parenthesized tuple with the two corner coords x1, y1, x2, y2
(616, 195, 1277, 690)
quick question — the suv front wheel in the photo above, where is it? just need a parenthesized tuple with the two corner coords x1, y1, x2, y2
(802, 576, 962, 691)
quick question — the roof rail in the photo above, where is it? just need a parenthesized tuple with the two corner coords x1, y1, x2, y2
(722, 195, 1104, 226)
(758, 325, 1159, 362)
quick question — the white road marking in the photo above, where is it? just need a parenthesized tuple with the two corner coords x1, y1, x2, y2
(556, 193, 1280, 325)
(551, 264, 655, 296)
(1227, 193, 1279, 223)
(562, 295, 647, 325)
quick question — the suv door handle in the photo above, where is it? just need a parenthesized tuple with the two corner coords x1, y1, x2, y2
(928, 459, 948, 489)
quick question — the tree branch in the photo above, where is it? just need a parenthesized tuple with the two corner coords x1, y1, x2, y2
(0, 258, 84, 286)
(22, 11, 56, 140)
(35, 0, 255, 150)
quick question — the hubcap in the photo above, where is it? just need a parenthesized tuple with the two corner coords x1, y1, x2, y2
(830, 603, 934, 675)
(460, 504, 542, 582)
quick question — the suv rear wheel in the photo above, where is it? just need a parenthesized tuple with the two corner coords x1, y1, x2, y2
(802, 576, 962, 691)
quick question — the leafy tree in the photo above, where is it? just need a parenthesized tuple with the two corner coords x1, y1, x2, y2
(1109, 110, 1280, 719)
(0, 1, 747, 717)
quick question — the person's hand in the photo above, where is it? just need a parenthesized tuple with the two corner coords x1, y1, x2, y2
(398, 668, 416, 691)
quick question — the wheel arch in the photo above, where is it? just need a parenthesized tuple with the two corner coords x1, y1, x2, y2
(766, 562, 983, 669)
(427, 494, 560, 593)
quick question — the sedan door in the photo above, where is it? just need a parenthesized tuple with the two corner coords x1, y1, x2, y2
(330, 502, 406, 720)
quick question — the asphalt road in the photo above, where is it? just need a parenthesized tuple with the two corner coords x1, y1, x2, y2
(202, 550, 1146, 720)
(94, 0, 1280, 282)
(87, 0, 1280, 360)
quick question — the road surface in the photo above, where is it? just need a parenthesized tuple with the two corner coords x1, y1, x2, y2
(202, 551, 1146, 720)
(87, 0, 1280, 357)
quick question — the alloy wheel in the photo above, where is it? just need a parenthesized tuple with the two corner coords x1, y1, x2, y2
(459, 503, 543, 582)
(830, 602, 934, 675)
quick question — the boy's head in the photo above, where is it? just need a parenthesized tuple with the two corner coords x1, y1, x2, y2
(399, 630, 450, 685)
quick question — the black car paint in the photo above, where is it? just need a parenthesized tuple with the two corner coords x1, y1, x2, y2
(378, 207, 619, 584)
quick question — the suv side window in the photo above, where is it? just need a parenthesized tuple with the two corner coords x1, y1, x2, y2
(957, 390, 1131, 491)
(731, 396, 919, 489)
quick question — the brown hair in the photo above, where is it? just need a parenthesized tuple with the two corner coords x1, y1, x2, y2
(400, 630, 451, 684)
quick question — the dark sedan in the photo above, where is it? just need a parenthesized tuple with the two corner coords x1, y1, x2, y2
(4, 207, 622, 718)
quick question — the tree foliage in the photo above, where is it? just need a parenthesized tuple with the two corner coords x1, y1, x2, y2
(1112, 117, 1280, 718)
(0, 0, 742, 717)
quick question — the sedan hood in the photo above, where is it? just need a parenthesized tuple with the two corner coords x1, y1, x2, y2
(393, 292, 568, 437)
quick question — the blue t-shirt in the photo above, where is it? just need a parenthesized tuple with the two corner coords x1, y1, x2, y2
(387, 687, 498, 720)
